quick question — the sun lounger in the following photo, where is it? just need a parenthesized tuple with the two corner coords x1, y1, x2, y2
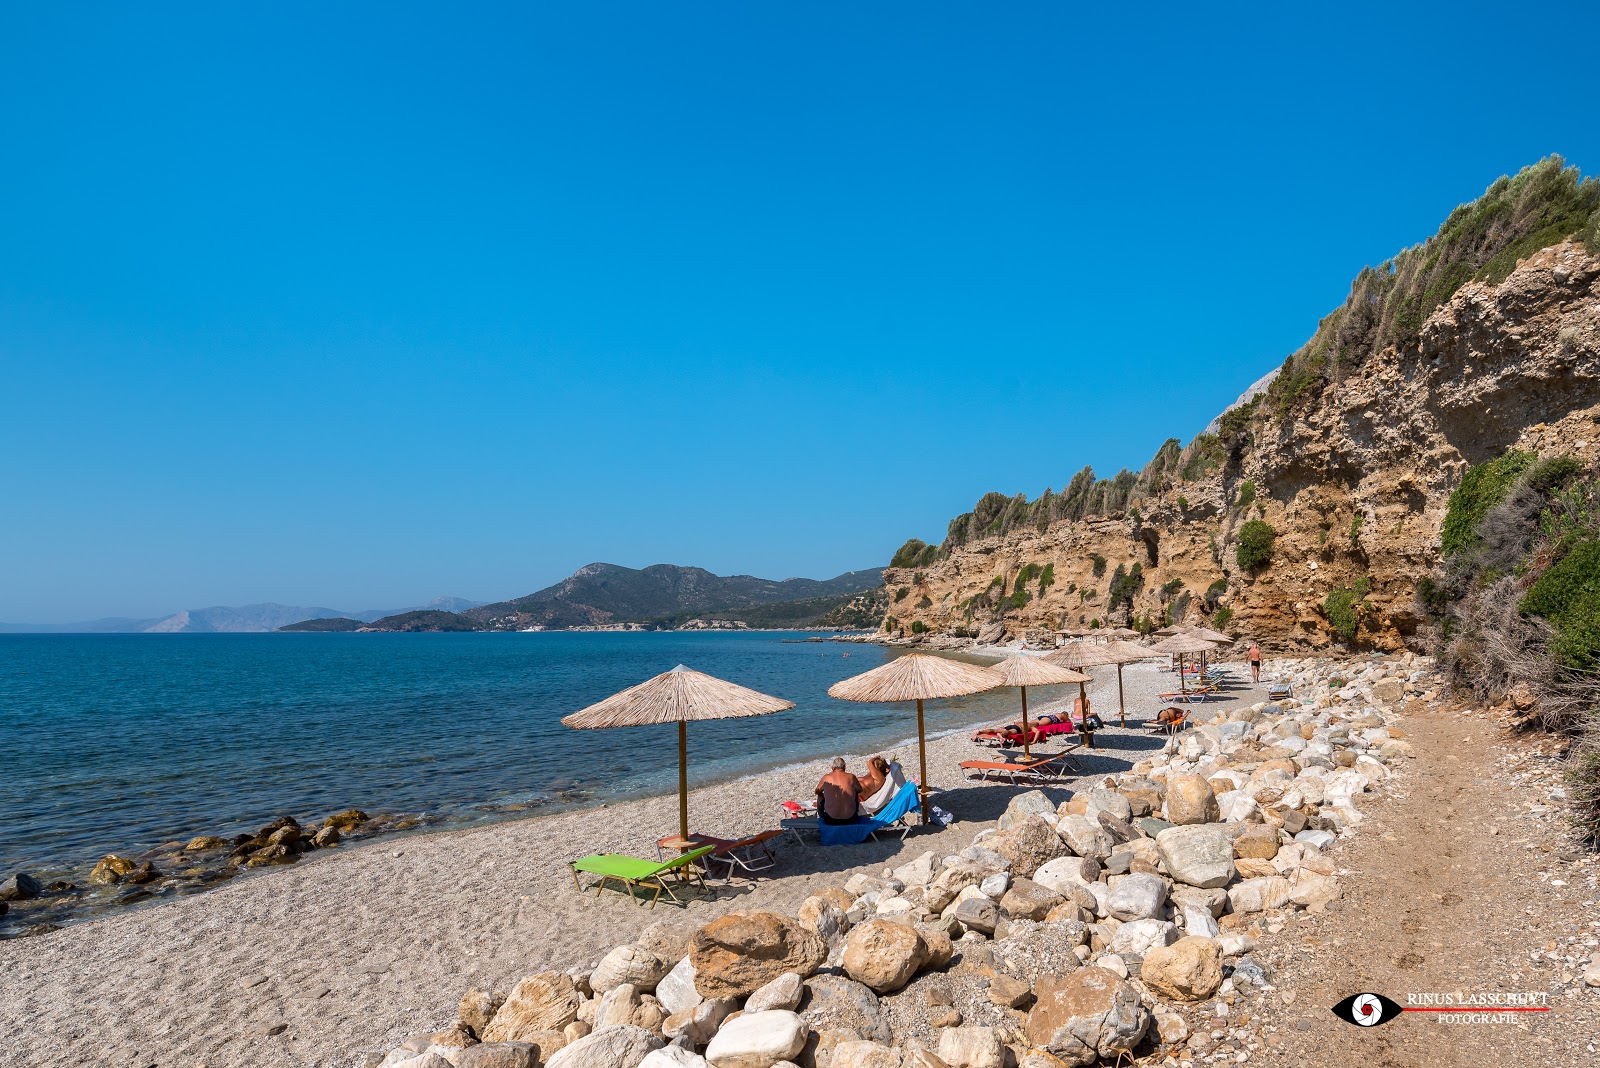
(568, 845, 715, 908)
(1268, 682, 1293, 700)
(1157, 683, 1221, 704)
(816, 781, 922, 846)
(960, 747, 1081, 785)
(655, 830, 783, 879)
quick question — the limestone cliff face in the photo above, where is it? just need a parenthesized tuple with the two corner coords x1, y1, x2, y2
(885, 242, 1600, 651)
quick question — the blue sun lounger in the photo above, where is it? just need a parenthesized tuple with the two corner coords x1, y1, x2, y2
(817, 781, 921, 846)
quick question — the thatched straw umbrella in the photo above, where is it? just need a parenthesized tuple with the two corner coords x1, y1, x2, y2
(1045, 639, 1154, 727)
(1183, 624, 1234, 644)
(1105, 626, 1140, 638)
(1147, 632, 1219, 695)
(984, 655, 1091, 757)
(829, 653, 1002, 823)
(563, 665, 793, 840)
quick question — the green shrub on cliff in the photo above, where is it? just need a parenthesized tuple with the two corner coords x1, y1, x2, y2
(1236, 520, 1277, 571)
(1324, 577, 1372, 644)
(1235, 481, 1257, 510)
(890, 538, 942, 569)
(910, 619, 927, 634)
(1441, 450, 1535, 558)
(1266, 156, 1600, 419)
(1521, 539, 1600, 670)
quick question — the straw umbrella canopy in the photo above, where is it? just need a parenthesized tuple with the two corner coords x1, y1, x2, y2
(984, 655, 1091, 757)
(1105, 626, 1140, 638)
(1045, 639, 1155, 727)
(563, 665, 794, 840)
(829, 653, 1003, 823)
(1182, 624, 1234, 644)
(1147, 632, 1219, 695)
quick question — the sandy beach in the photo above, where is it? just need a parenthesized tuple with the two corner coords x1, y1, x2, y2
(0, 659, 1268, 1068)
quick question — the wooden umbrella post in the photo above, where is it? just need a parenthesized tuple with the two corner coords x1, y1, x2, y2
(677, 721, 689, 841)
(1020, 685, 1031, 759)
(1079, 681, 1094, 748)
(1179, 653, 1188, 695)
(916, 697, 930, 824)
(1116, 663, 1127, 728)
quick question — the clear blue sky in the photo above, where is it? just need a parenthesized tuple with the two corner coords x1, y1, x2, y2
(4, 3, 1597, 622)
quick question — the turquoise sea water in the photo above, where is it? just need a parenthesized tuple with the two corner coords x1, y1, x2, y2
(0, 632, 1026, 880)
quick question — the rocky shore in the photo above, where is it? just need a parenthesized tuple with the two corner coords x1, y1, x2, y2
(363, 655, 1420, 1068)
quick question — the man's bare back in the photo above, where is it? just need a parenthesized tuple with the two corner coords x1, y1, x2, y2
(816, 763, 862, 822)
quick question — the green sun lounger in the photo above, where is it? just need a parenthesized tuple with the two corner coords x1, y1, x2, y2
(568, 845, 716, 908)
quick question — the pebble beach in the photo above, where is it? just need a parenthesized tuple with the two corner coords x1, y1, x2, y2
(0, 659, 1235, 1068)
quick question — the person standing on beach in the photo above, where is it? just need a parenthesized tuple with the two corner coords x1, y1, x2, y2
(816, 757, 862, 824)
(1249, 642, 1262, 683)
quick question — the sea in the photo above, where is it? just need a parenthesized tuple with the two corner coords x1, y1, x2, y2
(0, 631, 1025, 885)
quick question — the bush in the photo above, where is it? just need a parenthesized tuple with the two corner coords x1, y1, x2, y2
(1090, 554, 1107, 578)
(1004, 589, 1031, 612)
(1038, 562, 1055, 594)
(1324, 577, 1372, 643)
(1204, 578, 1229, 610)
(1160, 578, 1185, 600)
(1235, 481, 1257, 510)
(1527, 455, 1585, 494)
(890, 538, 941, 569)
(1416, 576, 1450, 615)
(1108, 563, 1144, 607)
(1176, 495, 1188, 512)
(1014, 564, 1043, 592)
(910, 620, 927, 634)
(916, 595, 932, 610)
(1236, 520, 1277, 571)
(1211, 605, 1233, 628)
(894, 587, 909, 602)
(1522, 539, 1600, 670)
(1349, 513, 1364, 544)
(1089, 618, 1101, 629)
(1441, 450, 1535, 558)
(883, 615, 898, 632)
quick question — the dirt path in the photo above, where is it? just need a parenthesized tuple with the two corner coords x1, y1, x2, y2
(1236, 700, 1600, 1067)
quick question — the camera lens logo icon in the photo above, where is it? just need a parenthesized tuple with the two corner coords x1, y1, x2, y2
(1332, 992, 1401, 1027)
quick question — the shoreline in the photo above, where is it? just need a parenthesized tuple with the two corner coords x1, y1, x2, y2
(0, 642, 1045, 939)
(0, 658, 1269, 1068)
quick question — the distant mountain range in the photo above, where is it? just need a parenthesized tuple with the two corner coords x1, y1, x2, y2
(280, 563, 887, 632)
(0, 597, 485, 634)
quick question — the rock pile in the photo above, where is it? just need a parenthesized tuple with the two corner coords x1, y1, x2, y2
(370, 657, 1423, 1068)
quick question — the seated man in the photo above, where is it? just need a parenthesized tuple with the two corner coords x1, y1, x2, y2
(816, 757, 863, 825)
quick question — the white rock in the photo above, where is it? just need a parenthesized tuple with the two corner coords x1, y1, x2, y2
(892, 851, 938, 888)
(655, 955, 702, 1017)
(1033, 856, 1100, 894)
(547, 1026, 664, 1068)
(1094, 953, 1129, 978)
(704, 1010, 808, 1068)
(1181, 904, 1220, 938)
(592, 945, 669, 994)
(1107, 918, 1178, 962)
(744, 972, 804, 1014)
(1106, 873, 1167, 921)
(936, 1026, 1005, 1068)
(979, 872, 1010, 898)
(640, 1048, 713, 1068)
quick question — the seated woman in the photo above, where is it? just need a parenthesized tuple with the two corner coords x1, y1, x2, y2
(1074, 693, 1104, 731)
(856, 755, 888, 802)
(858, 757, 908, 815)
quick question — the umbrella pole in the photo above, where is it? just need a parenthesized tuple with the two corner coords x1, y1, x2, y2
(1180, 653, 1188, 695)
(1020, 685, 1031, 759)
(916, 697, 929, 825)
(1117, 663, 1127, 728)
(678, 721, 689, 841)
(1079, 681, 1094, 748)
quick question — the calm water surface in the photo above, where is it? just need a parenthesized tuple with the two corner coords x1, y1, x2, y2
(0, 632, 1029, 877)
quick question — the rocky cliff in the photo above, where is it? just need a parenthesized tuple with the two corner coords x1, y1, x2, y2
(884, 236, 1600, 652)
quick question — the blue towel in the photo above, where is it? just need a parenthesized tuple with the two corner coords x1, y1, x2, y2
(817, 781, 921, 846)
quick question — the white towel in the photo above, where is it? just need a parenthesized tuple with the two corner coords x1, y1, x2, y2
(860, 761, 908, 816)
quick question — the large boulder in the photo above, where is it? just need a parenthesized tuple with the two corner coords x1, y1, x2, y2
(992, 816, 1068, 878)
(456, 1043, 542, 1068)
(0, 873, 42, 901)
(663, 998, 737, 1046)
(88, 854, 137, 885)
(936, 1026, 1005, 1068)
(1227, 876, 1294, 914)
(691, 912, 826, 1000)
(1139, 937, 1222, 1002)
(799, 975, 892, 1045)
(546, 1027, 661, 1068)
(1105, 873, 1167, 921)
(892, 851, 939, 888)
(842, 920, 929, 993)
(1054, 816, 1113, 861)
(1155, 825, 1235, 889)
(483, 973, 582, 1041)
(951, 893, 999, 936)
(746, 972, 805, 1013)
(1000, 878, 1065, 921)
(1106, 919, 1177, 965)
(1025, 967, 1150, 1065)
(703, 1010, 808, 1068)
(1084, 789, 1132, 825)
(459, 989, 506, 1037)
(998, 790, 1058, 830)
(1032, 857, 1100, 895)
(1163, 775, 1220, 825)
(1232, 826, 1280, 860)
(829, 1041, 902, 1068)
(654, 956, 702, 1017)
(640, 1048, 713, 1068)
(592, 945, 670, 994)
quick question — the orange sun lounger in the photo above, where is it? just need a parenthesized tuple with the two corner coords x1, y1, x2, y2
(960, 748, 1081, 784)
